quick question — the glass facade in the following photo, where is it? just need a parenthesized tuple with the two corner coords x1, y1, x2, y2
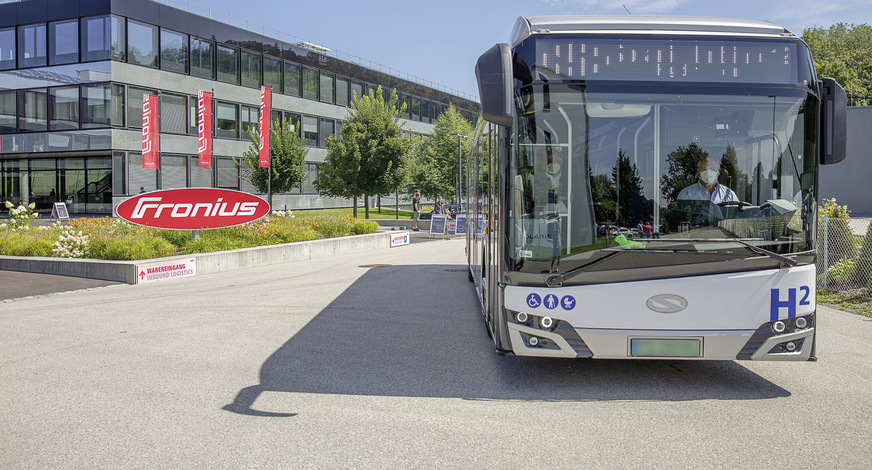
(0, 0, 478, 213)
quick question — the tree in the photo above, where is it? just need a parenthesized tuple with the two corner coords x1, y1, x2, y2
(238, 117, 308, 199)
(661, 142, 708, 206)
(406, 104, 474, 202)
(803, 23, 872, 105)
(317, 86, 411, 219)
(612, 150, 646, 228)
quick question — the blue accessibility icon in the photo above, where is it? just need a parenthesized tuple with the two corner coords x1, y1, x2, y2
(543, 294, 559, 310)
(561, 295, 576, 311)
(526, 293, 541, 308)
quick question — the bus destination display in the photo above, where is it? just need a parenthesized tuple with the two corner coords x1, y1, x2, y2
(532, 38, 798, 84)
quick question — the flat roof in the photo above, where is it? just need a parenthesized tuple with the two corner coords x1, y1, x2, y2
(510, 15, 795, 46)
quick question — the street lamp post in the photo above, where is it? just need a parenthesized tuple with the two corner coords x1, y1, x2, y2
(451, 133, 467, 205)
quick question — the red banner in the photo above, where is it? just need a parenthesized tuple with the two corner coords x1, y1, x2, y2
(197, 91, 212, 169)
(142, 94, 159, 169)
(259, 87, 271, 168)
(115, 188, 270, 230)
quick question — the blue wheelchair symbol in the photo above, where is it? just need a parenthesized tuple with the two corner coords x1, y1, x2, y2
(526, 293, 541, 308)
(561, 295, 576, 311)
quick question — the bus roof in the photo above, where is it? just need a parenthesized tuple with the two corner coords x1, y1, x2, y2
(510, 16, 796, 46)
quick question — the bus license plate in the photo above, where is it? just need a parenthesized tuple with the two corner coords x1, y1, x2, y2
(630, 338, 701, 358)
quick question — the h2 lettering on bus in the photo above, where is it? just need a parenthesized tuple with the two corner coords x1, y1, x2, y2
(770, 286, 811, 321)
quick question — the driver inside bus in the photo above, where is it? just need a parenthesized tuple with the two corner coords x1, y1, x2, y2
(677, 155, 739, 204)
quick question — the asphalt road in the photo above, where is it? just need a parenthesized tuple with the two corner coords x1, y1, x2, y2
(1, 237, 871, 468)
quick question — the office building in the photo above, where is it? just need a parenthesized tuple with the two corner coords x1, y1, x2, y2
(0, 0, 479, 214)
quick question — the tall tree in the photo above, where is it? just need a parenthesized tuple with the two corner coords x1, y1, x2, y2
(803, 23, 872, 105)
(317, 86, 411, 218)
(406, 105, 474, 202)
(612, 150, 646, 228)
(238, 117, 308, 197)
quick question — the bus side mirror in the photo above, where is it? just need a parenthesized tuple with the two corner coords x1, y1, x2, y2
(820, 77, 847, 165)
(475, 43, 513, 128)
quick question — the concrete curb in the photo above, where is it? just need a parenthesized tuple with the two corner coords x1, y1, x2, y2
(0, 231, 395, 284)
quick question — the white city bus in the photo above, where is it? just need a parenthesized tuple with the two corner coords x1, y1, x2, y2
(466, 16, 847, 360)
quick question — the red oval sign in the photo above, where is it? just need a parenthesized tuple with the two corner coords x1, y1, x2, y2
(115, 188, 270, 230)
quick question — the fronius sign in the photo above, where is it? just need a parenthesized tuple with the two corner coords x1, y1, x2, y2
(115, 188, 270, 230)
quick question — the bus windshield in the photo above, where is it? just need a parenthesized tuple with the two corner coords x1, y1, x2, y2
(508, 81, 818, 274)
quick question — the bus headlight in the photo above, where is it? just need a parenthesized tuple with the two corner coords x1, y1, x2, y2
(528, 336, 540, 346)
(541, 316, 554, 329)
(516, 312, 529, 323)
(795, 317, 808, 329)
(772, 321, 787, 334)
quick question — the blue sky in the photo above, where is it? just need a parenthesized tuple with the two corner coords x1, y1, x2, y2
(197, 0, 872, 99)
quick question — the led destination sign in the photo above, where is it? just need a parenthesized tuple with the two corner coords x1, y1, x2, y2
(528, 38, 799, 84)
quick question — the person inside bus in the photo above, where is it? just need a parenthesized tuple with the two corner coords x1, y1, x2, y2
(677, 155, 739, 204)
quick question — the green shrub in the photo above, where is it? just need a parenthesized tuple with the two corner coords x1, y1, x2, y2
(823, 258, 856, 286)
(0, 229, 55, 256)
(351, 219, 379, 235)
(90, 233, 175, 260)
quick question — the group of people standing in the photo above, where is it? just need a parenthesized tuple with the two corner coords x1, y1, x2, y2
(410, 190, 451, 232)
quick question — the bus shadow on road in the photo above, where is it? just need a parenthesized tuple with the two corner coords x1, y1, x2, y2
(224, 264, 789, 416)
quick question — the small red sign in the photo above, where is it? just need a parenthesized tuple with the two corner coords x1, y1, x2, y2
(259, 87, 271, 168)
(116, 188, 270, 230)
(197, 91, 213, 169)
(142, 94, 159, 169)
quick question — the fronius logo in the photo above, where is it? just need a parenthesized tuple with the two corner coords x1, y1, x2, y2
(115, 188, 269, 230)
(646, 294, 689, 314)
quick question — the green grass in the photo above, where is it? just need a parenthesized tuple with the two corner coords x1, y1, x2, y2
(817, 290, 872, 317)
(296, 205, 434, 220)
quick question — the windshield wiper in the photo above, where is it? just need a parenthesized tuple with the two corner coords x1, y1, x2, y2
(544, 251, 620, 287)
(619, 237, 799, 267)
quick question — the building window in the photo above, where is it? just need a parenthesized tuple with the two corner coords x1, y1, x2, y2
(82, 84, 112, 128)
(127, 20, 157, 68)
(263, 57, 282, 93)
(285, 112, 300, 137)
(18, 23, 47, 68)
(0, 90, 15, 133)
(190, 36, 213, 79)
(216, 157, 238, 190)
(300, 163, 318, 194)
(215, 101, 238, 139)
(240, 50, 261, 88)
(161, 155, 187, 189)
(189, 155, 212, 187)
(302, 67, 318, 101)
(319, 118, 334, 147)
(18, 89, 47, 132)
(411, 97, 421, 121)
(109, 16, 125, 61)
(335, 77, 349, 107)
(319, 73, 334, 104)
(127, 86, 156, 129)
(284, 62, 301, 97)
(216, 44, 238, 84)
(49, 19, 78, 65)
(302, 115, 318, 147)
(351, 81, 363, 101)
(0, 27, 15, 70)
(160, 92, 187, 134)
(128, 153, 157, 192)
(112, 151, 127, 195)
(160, 28, 188, 74)
(81, 16, 109, 62)
(241, 105, 258, 138)
(50, 86, 79, 130)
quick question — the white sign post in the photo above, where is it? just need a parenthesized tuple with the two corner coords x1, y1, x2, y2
(455, 214, 467, 238)
(50, 202, 69, 222)
(429, 214, 447, 239)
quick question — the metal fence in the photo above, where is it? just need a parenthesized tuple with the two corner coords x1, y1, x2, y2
(817, 215, 872, 296)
